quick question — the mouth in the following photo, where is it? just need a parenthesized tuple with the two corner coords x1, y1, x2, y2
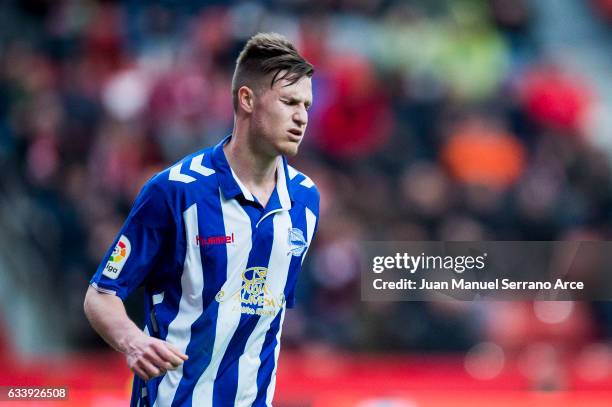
(287, 128, 303, 141)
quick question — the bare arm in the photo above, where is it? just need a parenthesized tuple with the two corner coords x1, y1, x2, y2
(83, 286, 188, 380)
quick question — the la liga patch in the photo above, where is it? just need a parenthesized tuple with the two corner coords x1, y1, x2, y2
(103, 235, 131, 280)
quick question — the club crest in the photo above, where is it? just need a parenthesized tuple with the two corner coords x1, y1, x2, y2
(288, 228, 308, 257)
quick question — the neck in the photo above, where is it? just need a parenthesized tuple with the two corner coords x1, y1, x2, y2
(225, 120, 278, 187)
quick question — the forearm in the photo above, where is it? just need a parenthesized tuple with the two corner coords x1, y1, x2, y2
(83, 285, 143, 353)
(84, 285, 187, 380)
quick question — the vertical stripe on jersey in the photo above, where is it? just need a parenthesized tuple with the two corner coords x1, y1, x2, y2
(192, 190, 252, 406)
(248, 307, 285, 407)
(265, 206, 318, 405)
(153, 203, 204, 407)
(171, 188, 247, 406)
(234, 211, 293, 406)
(264, 308, 286, 406)
(212, 208, 279, 406)
(252, 206, 308, 406)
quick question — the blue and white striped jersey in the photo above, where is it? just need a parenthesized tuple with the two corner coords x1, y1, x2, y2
(90, 135, 319, 407)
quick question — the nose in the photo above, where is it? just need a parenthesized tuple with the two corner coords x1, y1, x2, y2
(293, 106, 307, 127)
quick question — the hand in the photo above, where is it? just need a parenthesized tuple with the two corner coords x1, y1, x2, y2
(124, 333, 189, 381)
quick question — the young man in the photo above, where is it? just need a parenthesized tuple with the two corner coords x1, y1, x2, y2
(84, 32, 319, 406)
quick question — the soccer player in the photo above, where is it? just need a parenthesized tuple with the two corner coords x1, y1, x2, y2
(83, 32, 319, 406)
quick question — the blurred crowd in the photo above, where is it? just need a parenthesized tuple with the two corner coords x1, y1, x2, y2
(2, 0, 612, 389)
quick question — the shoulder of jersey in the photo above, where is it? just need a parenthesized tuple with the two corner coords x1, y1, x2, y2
(153, 147, 218, 190)
(287, 165, 320, 208)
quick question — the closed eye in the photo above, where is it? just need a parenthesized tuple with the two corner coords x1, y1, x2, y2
(282, 98, 311, 110)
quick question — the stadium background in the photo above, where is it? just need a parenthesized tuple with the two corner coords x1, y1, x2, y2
(1, 0, 612, 405)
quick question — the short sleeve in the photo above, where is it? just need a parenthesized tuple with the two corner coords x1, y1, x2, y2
(90, 179, 174, 300)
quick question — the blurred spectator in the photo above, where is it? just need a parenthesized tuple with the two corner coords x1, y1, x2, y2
(313, 55, 394, 161)
(441, 117, 526, 190)
(519, 65, 592, 134)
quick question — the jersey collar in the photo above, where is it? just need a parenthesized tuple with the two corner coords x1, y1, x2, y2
(211, 135, 293, 210)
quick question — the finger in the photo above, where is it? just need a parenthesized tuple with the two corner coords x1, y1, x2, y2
(153, 343, 185, 368)
(165, 342, 189, 361)
(132, 365, 151, 381)
(155, 357, 177, 371)
(143, 346, 168, 368)
(165, 342, 188, 360)
(139, 358, 162, 379)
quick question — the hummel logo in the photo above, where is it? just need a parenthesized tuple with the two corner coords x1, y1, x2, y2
(195, 233, 235, 246)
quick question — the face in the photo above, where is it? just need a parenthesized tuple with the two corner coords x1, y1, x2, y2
(249, 74, 312, 158)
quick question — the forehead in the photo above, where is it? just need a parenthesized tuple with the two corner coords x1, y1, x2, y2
(271, 75, 312, 100)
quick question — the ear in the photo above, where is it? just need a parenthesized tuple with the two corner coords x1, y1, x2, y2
(238, 86, 255, 114)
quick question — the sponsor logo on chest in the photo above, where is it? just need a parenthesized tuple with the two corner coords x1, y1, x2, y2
(195, 233, 235, 246)
(215, 266, 286, 317)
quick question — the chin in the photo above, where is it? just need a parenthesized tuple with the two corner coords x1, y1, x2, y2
(276, 141, 300, 157)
